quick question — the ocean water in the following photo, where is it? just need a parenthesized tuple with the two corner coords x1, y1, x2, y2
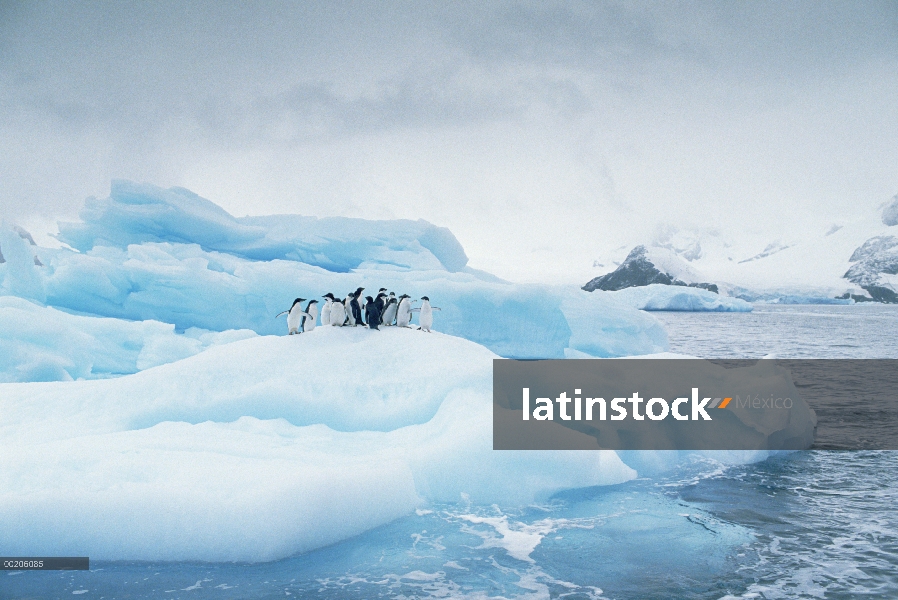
(7, 304, 898, 599)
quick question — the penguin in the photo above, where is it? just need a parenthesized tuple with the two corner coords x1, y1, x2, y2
(374, 292, 387, 313)
(381, 297, 398, 326)
(321, 294, 334, 327)
(364, 296, 381, 330)
(350, 287, 365, 326)
(412, 296, 441, 332)
(275, 298, 310, 335)
(303, 299, 319, 332)
(345, 292, 356, 326)
(344, 297, 353, 326)
(331, 298, 347, 326)
(396, 294, 416, 328)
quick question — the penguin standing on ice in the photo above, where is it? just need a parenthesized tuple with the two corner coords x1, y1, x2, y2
(381, 297, 398, 326)
(350, 287, 365, 326)
(396, 294, 415, 328)
(276, 298, 310, 335)
(331, 298, 347, 326)
(412, 296, 441, 332)
(321, 294, 334, 326)
(364, 296, 381, 330)
(343, 292, 355, 326)
(302, 299, 319, 332)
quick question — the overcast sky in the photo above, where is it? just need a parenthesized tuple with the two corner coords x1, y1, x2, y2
(1, 1, 896, 282)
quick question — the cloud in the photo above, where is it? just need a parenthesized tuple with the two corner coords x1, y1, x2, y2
(1, 1, 896, 282)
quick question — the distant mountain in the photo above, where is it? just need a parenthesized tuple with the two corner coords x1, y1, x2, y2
(583, 246, 718, 294)
(585, 193, 898, 303)
(843, 235, 898, 302)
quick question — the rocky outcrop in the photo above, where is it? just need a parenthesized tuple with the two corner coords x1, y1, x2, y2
(843, 235, 898, 303)
(583, 245, 719, 294)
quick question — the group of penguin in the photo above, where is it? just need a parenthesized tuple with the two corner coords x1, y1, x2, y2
(276, 288, 441, 335)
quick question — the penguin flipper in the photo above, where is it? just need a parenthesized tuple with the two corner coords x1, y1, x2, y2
(432, 307, 441, 311)
(275, 310, 289, 318)
(410, 308, 421, 313)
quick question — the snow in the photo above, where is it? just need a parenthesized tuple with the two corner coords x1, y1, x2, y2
(0, 329, 637, 561)
(588, 210, 897, 301)
(602, 284, 753, 312)
(642, 246, 704, 284)
(0, 180, 818, 563)
(0, 330, 817, 562)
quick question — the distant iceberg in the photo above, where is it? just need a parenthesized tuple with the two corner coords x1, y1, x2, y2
(602, 284, 753, 312)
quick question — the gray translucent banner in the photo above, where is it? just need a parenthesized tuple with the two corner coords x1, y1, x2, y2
(493, 359, 898, 450)
(0, 557, 89, 570)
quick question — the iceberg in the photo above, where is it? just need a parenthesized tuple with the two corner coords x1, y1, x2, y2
(0, 183, 671, 360)
(0, 329, 636, 561)
(0, 329, 818, 562)
(2, 239, 668, 360)
(0, 296, 256, 382)
(57, 180, 469, 273)
(601, 284, 753, 312)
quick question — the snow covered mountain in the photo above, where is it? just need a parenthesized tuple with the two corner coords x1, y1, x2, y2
(843, 235, 898, 302)
(585, 194, 898, 303)
(583, 245, 719, 294)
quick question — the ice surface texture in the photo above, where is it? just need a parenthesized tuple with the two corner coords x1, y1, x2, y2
(57, 180, 468, 272)
(0, 296, 256, 382)
(0, 330, 636, 561)
(0, 330, 816, 561)
(1, 182, 669, 360)
(603, 284, 753, 312)
(0, 183, 816, 562)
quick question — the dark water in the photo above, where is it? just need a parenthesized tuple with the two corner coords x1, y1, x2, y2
(6, 305, 898, 599)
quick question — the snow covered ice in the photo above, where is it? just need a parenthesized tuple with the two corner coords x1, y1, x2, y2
(602, 283, 753, 312)
(0, 181, 818, 565)
(0, 329, 637, 561)
(56, 180, 469, 272)
(0, 182, 668, 360)
(0, 296, 256, 382)
(0, 327, 818, 562)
